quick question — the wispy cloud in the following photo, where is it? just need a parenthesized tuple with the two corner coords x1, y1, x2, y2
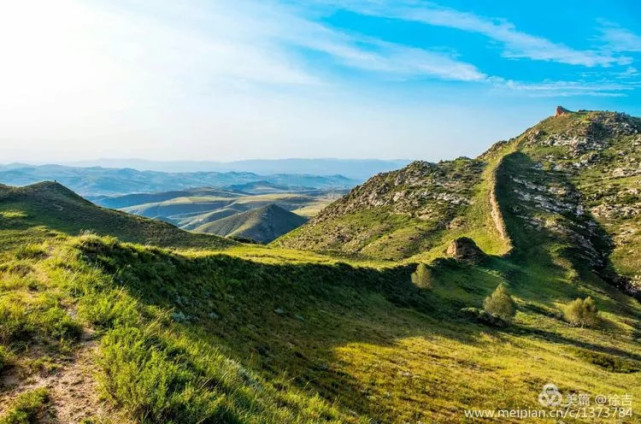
(213, 0, 487, 82)
(316, 0, 631, 67)
(496, 79, 634, 97)
(598, 22, 641, 52)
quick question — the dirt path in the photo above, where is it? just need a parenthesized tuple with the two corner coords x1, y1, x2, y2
(0, 329, 115, 423)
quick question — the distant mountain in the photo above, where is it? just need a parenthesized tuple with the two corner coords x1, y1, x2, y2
(89, 187, 243, 209)
(0, 181, 233, 249)
(95, 186, 341, 241)
(0, 164, 357, 196)
(63, 158, 411, 181)
(225, 181, 293, 194)
(194, 204, 307, 243)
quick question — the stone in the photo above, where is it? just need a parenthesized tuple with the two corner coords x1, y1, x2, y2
(446, 237, 485, 262)
(555, 106, 571, 117)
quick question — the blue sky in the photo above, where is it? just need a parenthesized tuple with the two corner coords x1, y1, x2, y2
(0, 0, 639, 163)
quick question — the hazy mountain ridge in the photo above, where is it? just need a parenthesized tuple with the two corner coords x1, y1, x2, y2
(0, 164, 357, 196)
(93, 187, 338, 243)
(62, 158, 411, 180)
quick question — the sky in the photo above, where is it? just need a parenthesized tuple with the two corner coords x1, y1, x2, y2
(0, 0, 640, 163)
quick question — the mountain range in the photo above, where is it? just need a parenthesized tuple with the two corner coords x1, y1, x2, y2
(0, 164, 357, 196)
(61, 158, 411, 181)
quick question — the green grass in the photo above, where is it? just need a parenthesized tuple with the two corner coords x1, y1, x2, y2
(1, 223, 639, 422)
(0, 388, 50, 424)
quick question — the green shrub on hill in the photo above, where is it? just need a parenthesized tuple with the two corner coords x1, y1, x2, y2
(564, 297, 598, 327)
(411, 263, 433, 289)
(0, 345, 13, 372)
(0, 388, 50, 424)
(483, 284, 516, 322)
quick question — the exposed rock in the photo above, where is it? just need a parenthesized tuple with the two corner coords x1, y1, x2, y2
(555, 106, 571, 117)
(446, 237, 485, 262)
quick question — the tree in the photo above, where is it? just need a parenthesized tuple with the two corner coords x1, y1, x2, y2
(411, 263, 433, 289)
(483, 284, 516, 322)
(564, 297, 598, 327)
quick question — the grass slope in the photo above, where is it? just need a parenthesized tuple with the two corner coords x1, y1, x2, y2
(195, 204, 307, 243)
(0, 218, 639, 422)
(276, 157, 512, 260)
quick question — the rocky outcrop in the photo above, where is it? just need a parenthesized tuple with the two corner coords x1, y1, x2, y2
(446, 237, 485, 262)
(555, 106, 571, 117)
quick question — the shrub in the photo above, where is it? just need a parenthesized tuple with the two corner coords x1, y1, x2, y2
(574, 349, 639, 373)
(0, 345, 14, 372)
(460, 307, 507, 327)
(564, 297, 598, 327)
(483, 284, 516, 322)
(0, 388, 50, 424)
(411, 263, 433, 289)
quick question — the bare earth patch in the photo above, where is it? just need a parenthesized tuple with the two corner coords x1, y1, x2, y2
(0, 329, 117, 423)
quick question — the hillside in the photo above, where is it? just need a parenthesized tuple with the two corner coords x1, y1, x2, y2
(277, 109, 641, 296)
(277, 156, 509, 260)
(194, 204, 307, 243)
(0, 182, 234, 249)
(1, 190, 640, 423)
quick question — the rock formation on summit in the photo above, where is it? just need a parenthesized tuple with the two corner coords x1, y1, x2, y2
(555, 106, 571, 117)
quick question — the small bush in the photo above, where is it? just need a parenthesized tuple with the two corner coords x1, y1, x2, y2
(411, 263, 433, 289)
(483, 284, 516, 322)
(0, 345, 14, 372)
(574, 349, 639, 373)
(460, 307, 507, 327)
(0, 388, 50, 424)
(564, 297, 598, 327)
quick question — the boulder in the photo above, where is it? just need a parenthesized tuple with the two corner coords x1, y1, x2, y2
(446, 237, 485, 262)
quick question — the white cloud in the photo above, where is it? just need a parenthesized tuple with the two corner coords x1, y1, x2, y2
(318, 0, 631, 67)
(598, 23, 641, 52)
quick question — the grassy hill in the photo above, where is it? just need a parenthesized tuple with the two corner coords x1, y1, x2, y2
(278, 109, 641, 295)
(194, 204, 307, 243)
(1, 203, 640, 422)
(276, 156, 512, 261)
(0, 182, 234, 249)
(118, 192, 340, 221)
(1, 110, 640, 423)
